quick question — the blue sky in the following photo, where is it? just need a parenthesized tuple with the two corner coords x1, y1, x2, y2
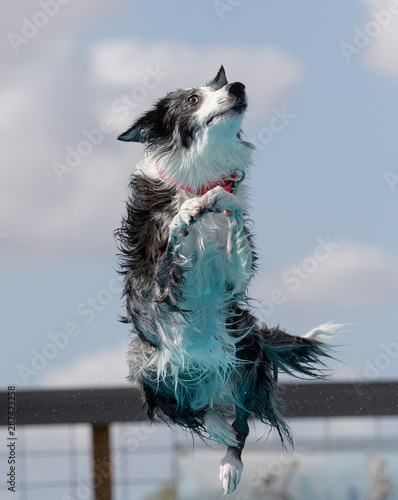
(1, 0, 398, 391)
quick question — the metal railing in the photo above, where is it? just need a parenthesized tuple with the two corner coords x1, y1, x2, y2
(1, 382, 397, 499)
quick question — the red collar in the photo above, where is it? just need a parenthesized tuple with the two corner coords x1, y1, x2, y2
(156, 164, 245, 195)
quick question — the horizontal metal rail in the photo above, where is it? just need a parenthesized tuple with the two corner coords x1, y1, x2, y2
(1, 382, 397, 500)
(1, 382, 397, 426)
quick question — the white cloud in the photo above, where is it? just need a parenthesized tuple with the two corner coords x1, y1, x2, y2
(38, 342, 130, 388)
(90, 40, 305, 123)
(1, 0, 126, 60)
(1, 16, 304, 265)
(252, 242, 398, 314)
(358, 0, 398, 77)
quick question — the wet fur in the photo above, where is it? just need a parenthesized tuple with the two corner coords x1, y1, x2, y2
(116, 66, 337, 495)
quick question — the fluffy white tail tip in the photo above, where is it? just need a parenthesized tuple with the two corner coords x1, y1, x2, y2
(304, 322, 346, 343)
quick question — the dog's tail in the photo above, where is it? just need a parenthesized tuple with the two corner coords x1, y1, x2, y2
(233, 317, 344, 447)
(263, 322, 343, 379)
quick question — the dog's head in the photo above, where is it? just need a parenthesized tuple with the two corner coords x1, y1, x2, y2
(118, 66, 252, 189)
(118, 66, 248, 146)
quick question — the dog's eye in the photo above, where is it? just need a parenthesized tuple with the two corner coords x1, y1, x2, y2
(188, 95, 200, 105)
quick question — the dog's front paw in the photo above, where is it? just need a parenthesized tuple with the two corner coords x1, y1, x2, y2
(219, 451, 243, 496)
(201, 186, 242, 218)
(168, 198, 207, 245)
(178, 198, 207, 226)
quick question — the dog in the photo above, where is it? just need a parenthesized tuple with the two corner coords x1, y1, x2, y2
(116, 66, 340, 495)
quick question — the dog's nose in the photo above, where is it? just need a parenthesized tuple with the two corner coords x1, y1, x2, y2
(226, 82, 245, 97)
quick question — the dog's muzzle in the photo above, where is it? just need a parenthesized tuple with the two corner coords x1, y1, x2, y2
(226, 82, 246, 111)
(226, 82, 245, 98)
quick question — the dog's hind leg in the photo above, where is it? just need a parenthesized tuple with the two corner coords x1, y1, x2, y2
(219, 409, 249, 495)
(204, 409, 239, 447)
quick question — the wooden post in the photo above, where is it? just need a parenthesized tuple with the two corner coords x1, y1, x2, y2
(92, 424, 112, 500)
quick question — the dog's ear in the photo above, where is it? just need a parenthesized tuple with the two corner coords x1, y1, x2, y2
(208, 65, 228, 90)
(117, 110, 159, 143)
(117, 123, 142, 142)
(117, 116, 148, 143)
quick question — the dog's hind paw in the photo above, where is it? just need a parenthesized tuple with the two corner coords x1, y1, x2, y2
(219, 451, 243, 495)
(204, 410, 239, 447)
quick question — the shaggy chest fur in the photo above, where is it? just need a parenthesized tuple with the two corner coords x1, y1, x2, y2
(120, 168, 253, 411)
(165, 203, 250, 409)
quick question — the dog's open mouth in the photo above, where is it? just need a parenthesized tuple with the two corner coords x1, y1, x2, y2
(206, 101, 247, 126)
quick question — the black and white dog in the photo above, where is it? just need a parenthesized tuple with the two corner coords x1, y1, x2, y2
(116, 66, 339, 495)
